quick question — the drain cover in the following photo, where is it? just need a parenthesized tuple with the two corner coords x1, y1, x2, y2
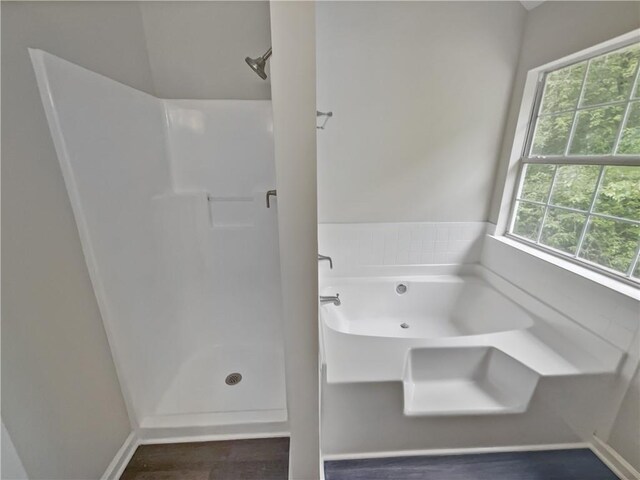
(396, 283, 408, 295)
(225, 372, 242, 386)
(400, 323, 409, 329)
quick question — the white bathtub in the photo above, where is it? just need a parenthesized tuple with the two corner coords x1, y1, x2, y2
(322, 275, 534, 339)
(319, 267, 624, 417)
(320, 269, 539, 384)
(321, 265, 623, 387)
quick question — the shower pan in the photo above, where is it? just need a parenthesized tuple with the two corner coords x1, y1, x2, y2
(30, 49, 287, 439)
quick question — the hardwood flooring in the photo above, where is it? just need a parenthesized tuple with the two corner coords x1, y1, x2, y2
(324, 449, 619, 480)
(122, 441, 618, 480)
(120, 437, 289, 480)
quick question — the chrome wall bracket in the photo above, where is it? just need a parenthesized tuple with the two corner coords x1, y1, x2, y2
(316, 110, 333, 130)
(266, 189, 277, 208)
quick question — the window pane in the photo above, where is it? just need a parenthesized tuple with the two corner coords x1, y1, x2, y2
(540, 207, 587, 254)
(519, 164, 555, 202)
(569, 105, 625, 155)
(540, 62, 586, 114)
(617, 101, 640, 154)
(549, 164, 600, 210)
(581, 44, 640, 107)
(530, 113, 573, 156)
(515, 43, 640, 280)
(594, 166, 640, 221)
(579, 217, 640, 273)
(512, 202, 545, 241)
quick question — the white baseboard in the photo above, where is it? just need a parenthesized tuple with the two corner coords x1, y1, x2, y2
(101, 431, 139, 480)
(590, 435, 640, 480)
(138, 430, 290, 445)
(139, 410, 287, 430)
(322, 442, 589, 461)
(101, 428, 291, 479)
(137, 418, 290, 445)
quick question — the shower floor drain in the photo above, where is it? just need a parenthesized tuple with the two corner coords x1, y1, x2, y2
(225, 372, 242, 386)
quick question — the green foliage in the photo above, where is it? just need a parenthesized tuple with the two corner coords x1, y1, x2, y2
(540, 208, 585, 254)
(513, 202, 543, 241)
(579, 218, 640, 273)
(549, 165, 599, 210)
(595, 166, 640, 221)
(520, 164, 554, 202)
(531, 114, 572, 155)
(531, 43, 640, 157)
(569, 105, 624, 155)
(581, 44, 639, 107)
(514, 43, 640, 278)
(541, 63, 585, 114)
(512, 165, 640, 275)
(618, 101, 640, 154)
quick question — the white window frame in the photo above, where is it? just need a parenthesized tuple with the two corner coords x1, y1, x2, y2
(495, 29, 640, 287)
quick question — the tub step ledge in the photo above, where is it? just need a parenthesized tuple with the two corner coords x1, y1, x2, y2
(402, 346, 539, 417)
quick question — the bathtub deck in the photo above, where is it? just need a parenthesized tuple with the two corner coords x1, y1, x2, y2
(324, 449, 619, 480)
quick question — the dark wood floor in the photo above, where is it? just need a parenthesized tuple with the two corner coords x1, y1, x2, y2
(120, 437, 289, 480)
(121, 441, 618, 480)
(324, 449, 619, 480)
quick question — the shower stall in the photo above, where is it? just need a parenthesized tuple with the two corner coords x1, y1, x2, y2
(31, 49, 288, 438)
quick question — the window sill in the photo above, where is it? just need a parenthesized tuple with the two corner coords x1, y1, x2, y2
(490, 235, 640, 301)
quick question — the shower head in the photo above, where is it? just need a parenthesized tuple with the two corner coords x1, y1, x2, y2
(245, 47, 272, 80)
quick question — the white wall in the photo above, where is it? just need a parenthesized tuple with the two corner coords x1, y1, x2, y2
(269, 2, 320, 478)
(483, 239, 639, 355)
(481, 237, 640, 467)
(140, 1, 272, 100)
(32, 50, 182, 424)
(489, 1, 640, 224)
(483, 1, 640, 469)
(1, 3, 151, 478)
(1, 421, 28, 480)
(156, 100, 287, 424)
(316, 1, 526, 223)
(163, 100, 284, 353)
(322, 379, 583, 456)
(609, 366, 640, 472)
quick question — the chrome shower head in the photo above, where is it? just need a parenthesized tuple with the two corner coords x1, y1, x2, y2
(245, 47, 272, 80)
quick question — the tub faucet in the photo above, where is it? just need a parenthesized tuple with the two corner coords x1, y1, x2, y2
(318, 254, 333, 269)
(320, 294, 340, 306)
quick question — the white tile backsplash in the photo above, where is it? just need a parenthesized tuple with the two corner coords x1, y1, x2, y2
(318, 222, 488, 274)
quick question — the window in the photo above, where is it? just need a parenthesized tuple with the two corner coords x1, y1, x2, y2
(509, 42, 640, 284)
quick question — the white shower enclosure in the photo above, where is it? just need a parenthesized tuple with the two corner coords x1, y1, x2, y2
(30, 50, 287, 437)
